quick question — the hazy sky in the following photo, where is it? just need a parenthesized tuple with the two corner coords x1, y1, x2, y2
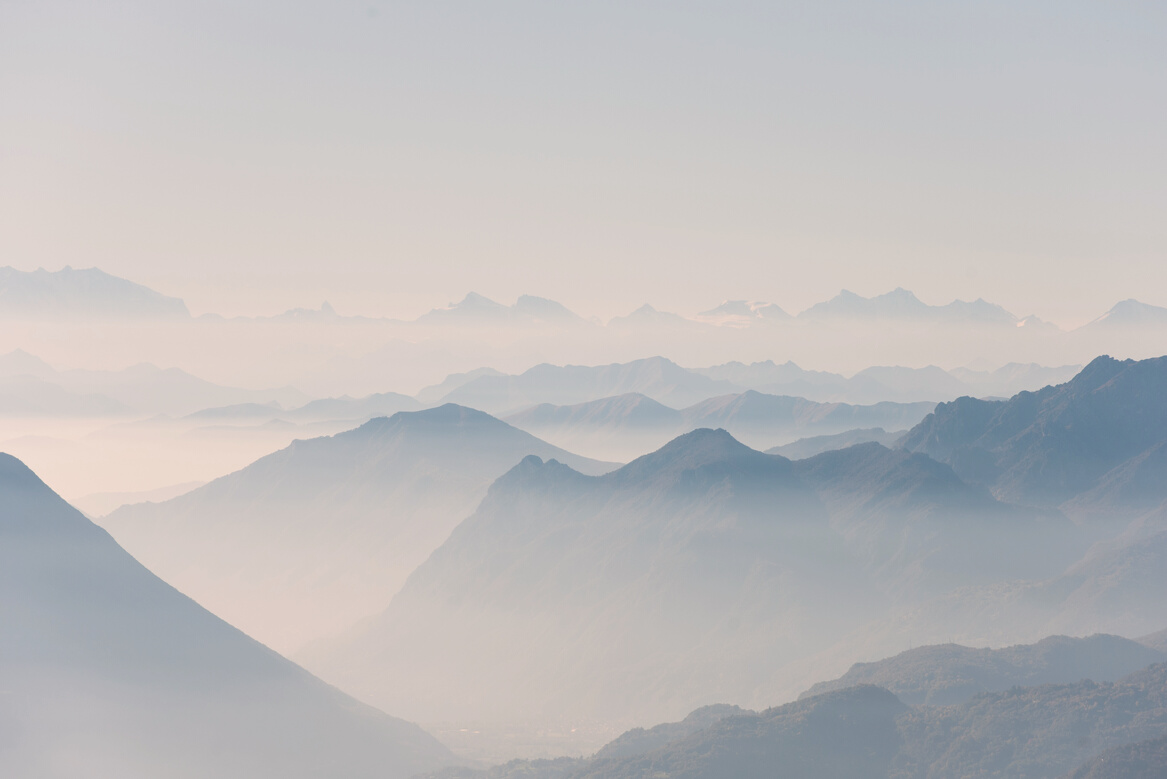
(2, 1, 1165, 325)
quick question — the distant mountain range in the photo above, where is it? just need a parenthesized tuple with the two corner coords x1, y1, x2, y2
(0, 452, 456, 778)
(0, 266, 189, 319)
(103, 405, 615, 653)
(502, 389, 934, 459)
(7, 266, 1167, 335)
(421, 357, 1082, 414)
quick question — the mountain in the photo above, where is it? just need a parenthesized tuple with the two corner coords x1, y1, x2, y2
(416, 293, 587, 326)
(1080, 299, 1167, 330)
(1140, 628, 1167, 654)
(0, 351, 308, 416)
(682, 391, 934, 450)
(694, 300, 790, 324)
(695, 360, 846, 396)
(591, 705, 751, 761)
(1065, 734, 1167, 779)
(790, 442, 1078, 599)
(698, 360, 1079, 405)
(800, 634, 1167, 706)
(437, 357, 739, 415)
(429, 662, 1167, 779)
(425, 687, 908, 779)
(823, 525, 1167, 676)
(901, 355, 1167, 517)
(308, 432, 1061, 727)
(0, 452, 455, 778)
(767, 428, 902, 459)
(103, 405, 614, 653)
(416, 367, 507, 405)
(948, 362, 1083, 398)
(798, 288, 1020, 326)
(890, 663, 1167, 778)
(0, 266, 189, 319)
(504, 389, 933, 461)
(503, 393, 683, 461)
(606, 304, 706, 330)
(307, 429, 869, 725)
(287, 391, 421, 422)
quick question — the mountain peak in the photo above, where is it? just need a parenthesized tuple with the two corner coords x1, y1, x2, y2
(612, 428, 767, 484)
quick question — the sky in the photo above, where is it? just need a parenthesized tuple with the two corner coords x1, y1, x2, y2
(1, 1, 1165, 326)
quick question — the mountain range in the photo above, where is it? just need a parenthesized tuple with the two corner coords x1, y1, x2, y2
(0, 266, 190, 319)
(305, 428, 1078, 726)
(901, 355, 1167, 520)
(9, 266, 1167, 337)
(103, 405, 615, 653)
(502, 390, 935, 460)
(0, 452, 455, 778)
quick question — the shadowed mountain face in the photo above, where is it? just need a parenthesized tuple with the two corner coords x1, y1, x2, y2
(800, 634, 1167, 706)
(0, 453, 455, 779)
(901, 355, 1167, 518)
(308, 432, 1070, 726)
(103, 404, 614, 654)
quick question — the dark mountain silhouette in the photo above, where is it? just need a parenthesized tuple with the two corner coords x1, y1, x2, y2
(0, 266, 190, 319)
(901, 355, 1167, 517)
(104, 404, 614, 654)
(0, 452, 455, 779)
(801, 634, 1167, 706)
